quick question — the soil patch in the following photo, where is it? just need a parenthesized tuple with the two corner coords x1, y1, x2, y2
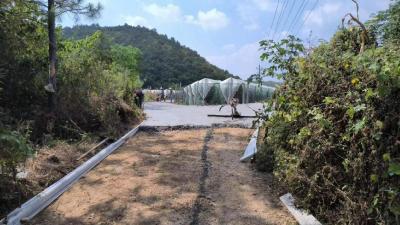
(29, 129, 296, 225)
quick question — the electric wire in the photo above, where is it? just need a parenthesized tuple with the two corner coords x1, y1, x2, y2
(271, 0, 288, 40)
(287, 0, 308, 34)
(269, 0, 285, 40)
(278, 0, 297, 40)
(294, 0, 320, 37)
(266, 0, 280, 39)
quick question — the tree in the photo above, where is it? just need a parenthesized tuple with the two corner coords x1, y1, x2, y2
(62, 24, 234, 88)
(0, 0, 48, 117)
(367, 0, 400, 44)
(31, 0, 102, 113)
(259, 35, 304, 80)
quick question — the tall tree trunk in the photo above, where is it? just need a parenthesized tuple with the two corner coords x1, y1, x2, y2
(47, 0, 56, 112)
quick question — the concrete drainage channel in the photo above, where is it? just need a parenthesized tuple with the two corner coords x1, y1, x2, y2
(2, 122, 322, 225)
(2, 123, 142, 225)
(1, 123, 246, 225)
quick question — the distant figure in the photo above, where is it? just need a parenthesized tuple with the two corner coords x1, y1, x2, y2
(230, 98, 240, 118)
(134, 89, 144, 109)
(218, 97, 241, 119)
(161, 88, 165, 102)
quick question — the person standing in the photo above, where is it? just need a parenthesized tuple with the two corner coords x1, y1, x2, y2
(138, 89, 144, 109)
(134, 89, 139, 107)
(161, 88, 165, 102)
(134, 89, 144, 109)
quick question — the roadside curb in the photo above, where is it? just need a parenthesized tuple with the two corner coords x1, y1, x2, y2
(240, 127, 259, 162)
(280, 193, 322, 225)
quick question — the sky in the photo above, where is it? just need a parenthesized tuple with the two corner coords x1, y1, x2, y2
(60, 0, 392, 80)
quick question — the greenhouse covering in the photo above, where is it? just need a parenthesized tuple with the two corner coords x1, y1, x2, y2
(181, 78, 275, 105)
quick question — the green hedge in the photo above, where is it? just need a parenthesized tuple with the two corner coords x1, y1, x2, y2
(257, 28, 400, 225)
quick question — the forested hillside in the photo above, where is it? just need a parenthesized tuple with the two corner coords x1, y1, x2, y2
(63, 24, 234, 88)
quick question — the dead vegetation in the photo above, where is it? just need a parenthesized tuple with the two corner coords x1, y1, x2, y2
(0, 136, 116, 219)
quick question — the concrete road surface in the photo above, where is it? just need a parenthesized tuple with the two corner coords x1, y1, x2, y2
(142, 102, 263, 128)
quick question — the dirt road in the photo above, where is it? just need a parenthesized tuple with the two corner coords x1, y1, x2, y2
(30, 128, 295, 225)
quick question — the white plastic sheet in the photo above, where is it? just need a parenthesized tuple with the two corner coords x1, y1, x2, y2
(182, 78, 275, 105)
(219, 78, 246, 104)
(197, 78, 219, 101)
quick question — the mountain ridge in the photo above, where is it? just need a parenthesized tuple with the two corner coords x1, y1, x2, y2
(63, 24, 236, 88)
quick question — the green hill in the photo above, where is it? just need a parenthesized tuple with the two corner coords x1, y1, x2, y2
(63, 24, 234, 88)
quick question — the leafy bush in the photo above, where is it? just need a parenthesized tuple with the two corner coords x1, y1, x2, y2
(0, 129, 32, 218)
(257, 26, 399, 225)
(0, 129, 32, 180)
(0, 1, 144, 217)
(0, 0, 48, 120)
(55, 31, 143, 138)
(1, 3, 143, 139)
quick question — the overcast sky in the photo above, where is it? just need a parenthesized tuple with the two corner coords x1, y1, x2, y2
(61, 0, 392, 80)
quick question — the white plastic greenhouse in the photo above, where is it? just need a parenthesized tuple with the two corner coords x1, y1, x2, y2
(181, 78, 275, 105)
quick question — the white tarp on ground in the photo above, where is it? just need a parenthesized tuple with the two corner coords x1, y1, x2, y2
(181, 78, 275, 105)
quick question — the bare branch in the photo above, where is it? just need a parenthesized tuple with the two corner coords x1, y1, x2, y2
(342, 13, 369, 53)
(351, 0, 359, 20)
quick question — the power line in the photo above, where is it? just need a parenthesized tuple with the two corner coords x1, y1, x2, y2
(287, 0, 308, 34)
(278, 0, 297, 39)
(273, 0, 289, 40)
(294, 0, 320, 37)
(271, 0, 288, 40)
(266, 0, 280, 39)
(269, 0, 285, 40)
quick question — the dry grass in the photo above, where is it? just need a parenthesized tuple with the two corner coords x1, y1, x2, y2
(29, 129, 296, 225)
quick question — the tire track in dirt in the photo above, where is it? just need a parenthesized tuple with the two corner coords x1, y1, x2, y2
(27, 128, 296, 225)
(190, 128, 213, 225)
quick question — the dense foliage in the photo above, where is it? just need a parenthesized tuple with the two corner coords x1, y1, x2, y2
(367, 0, 400, 45)
(0, 1, 46, 215)
(0, 1, 48, 119)
(257, 2, 400, 224)
(0, 1, 142, 216)
(63, 24, 234, 88)
(56, 31, 142, 139)
(0, 1, 142, 137)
